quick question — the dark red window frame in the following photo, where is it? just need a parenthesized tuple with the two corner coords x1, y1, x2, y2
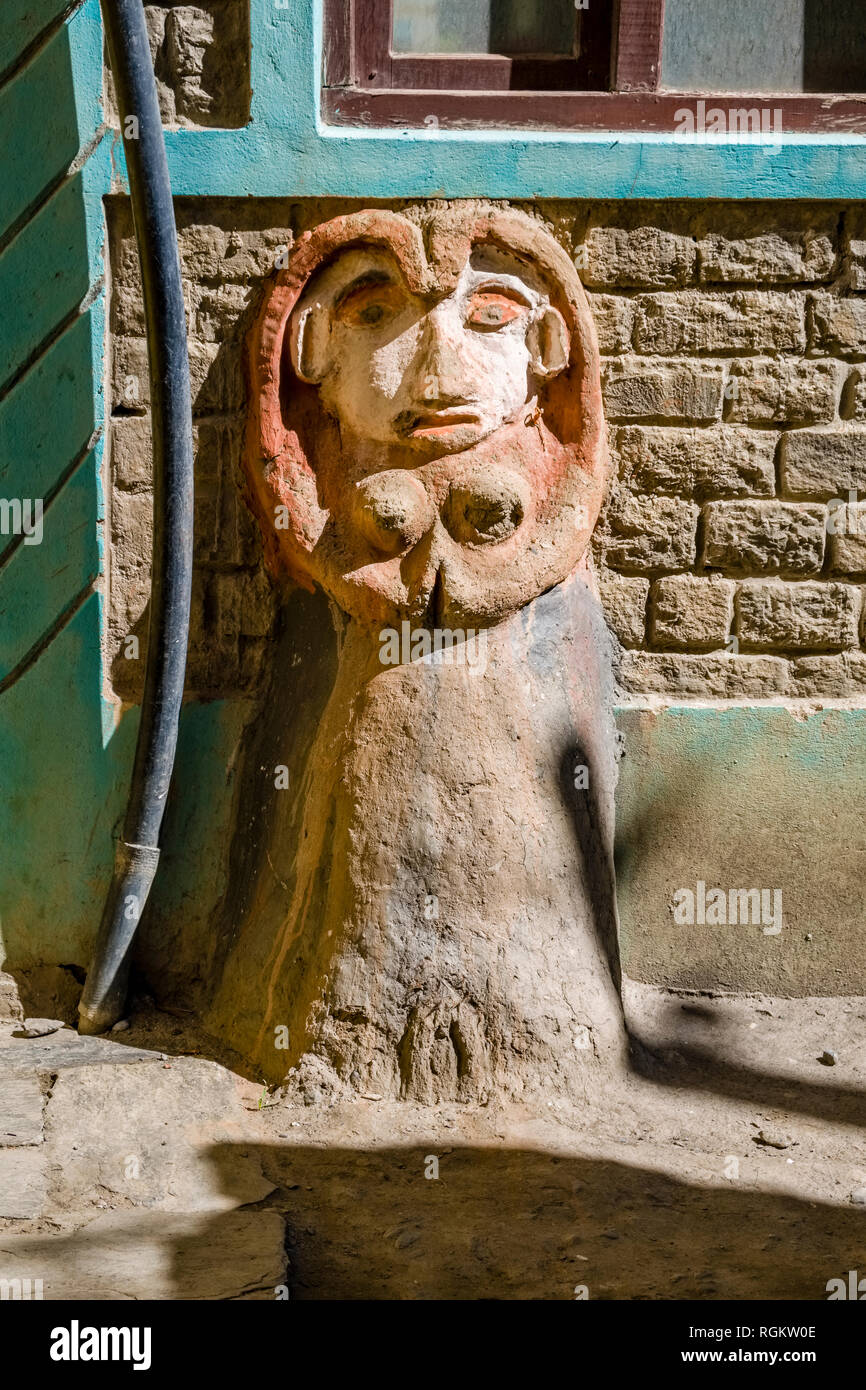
(322, 0, 866, 133)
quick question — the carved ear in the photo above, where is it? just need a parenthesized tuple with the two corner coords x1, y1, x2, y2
(289, 300, 332, 384)
(527, 305, 570, 380)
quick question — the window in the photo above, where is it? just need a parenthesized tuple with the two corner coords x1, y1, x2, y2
(322, 0, 866, 132)
(663, 0, 866, 95)
(368, 0, 614, 91)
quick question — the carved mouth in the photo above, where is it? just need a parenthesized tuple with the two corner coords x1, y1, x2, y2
(402, 407, 481, 437)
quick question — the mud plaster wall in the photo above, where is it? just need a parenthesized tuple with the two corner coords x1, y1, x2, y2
(107, 197, 866, 705)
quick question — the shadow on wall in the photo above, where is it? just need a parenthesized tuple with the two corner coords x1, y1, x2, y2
(131, 584, 339, 1010)
(613, 706, 866, 997)
(803, 0, 866, 91)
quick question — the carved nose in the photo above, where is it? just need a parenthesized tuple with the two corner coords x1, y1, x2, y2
(443, 467, 530, 546)
(353, 471, 434, 555)
(419, 309, 466, 403)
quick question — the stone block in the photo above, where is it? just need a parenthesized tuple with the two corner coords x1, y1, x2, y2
(634, 291, 806, 355)
(617, 424, 776, 497)
(604, 493, 699, 572)
(703, 501, 825, 575)
(603, 360, 724, 422)
(651, 574, 735, 649)
(736, 581, 859, 651)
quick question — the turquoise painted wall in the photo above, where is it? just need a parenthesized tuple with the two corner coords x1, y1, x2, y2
(616, 706, 866, 996)
(1, 0, 865, 988)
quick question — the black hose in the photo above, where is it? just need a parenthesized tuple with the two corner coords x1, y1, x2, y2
(79, 0, 193, 1033)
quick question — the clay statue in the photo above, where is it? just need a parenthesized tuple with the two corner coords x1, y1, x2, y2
(208, 206, 627, 1103)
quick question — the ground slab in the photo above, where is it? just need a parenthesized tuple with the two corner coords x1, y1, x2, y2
(0, 982, 864, 1300)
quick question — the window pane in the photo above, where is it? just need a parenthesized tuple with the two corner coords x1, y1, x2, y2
(392, 0, 576, 56)
(662, 0, 866, 92)
(804, 0, 866, 92)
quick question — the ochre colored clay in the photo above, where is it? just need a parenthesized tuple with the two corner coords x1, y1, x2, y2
(209, 206, 626, 1101)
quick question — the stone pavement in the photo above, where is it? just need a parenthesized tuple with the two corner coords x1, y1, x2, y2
(1, 982, 865, 1299)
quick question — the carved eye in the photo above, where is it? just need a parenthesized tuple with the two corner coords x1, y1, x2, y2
(466, 290, 527, 331)
(336, 280, 405, 329)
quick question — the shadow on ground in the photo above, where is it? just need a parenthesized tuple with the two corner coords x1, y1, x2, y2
(183, 1139, 866, 1300)
(627, 993, 866, 1132)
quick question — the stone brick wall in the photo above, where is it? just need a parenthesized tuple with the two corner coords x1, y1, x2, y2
(106, 198, 866, 703)
(587, 204, 866, 701)
(105, 2, 250, 128)
(107, 198, 287, 700)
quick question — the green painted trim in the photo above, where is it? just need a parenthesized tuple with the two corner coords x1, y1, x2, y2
(0, 0, 113, 971)
(0, 595, 135, 969)
(0, 149, 109, 394)
(0, 448, 101, 680)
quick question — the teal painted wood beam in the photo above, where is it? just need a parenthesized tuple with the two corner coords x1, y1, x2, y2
(0, 0, 79, 78)
(157, 124, 866, 201)
(0, 0, 103, 241)
(0, 306, 103, 509)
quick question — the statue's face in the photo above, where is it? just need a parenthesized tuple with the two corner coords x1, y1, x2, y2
(249, 210, 607, 628)
(290, 247, 569, 456)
